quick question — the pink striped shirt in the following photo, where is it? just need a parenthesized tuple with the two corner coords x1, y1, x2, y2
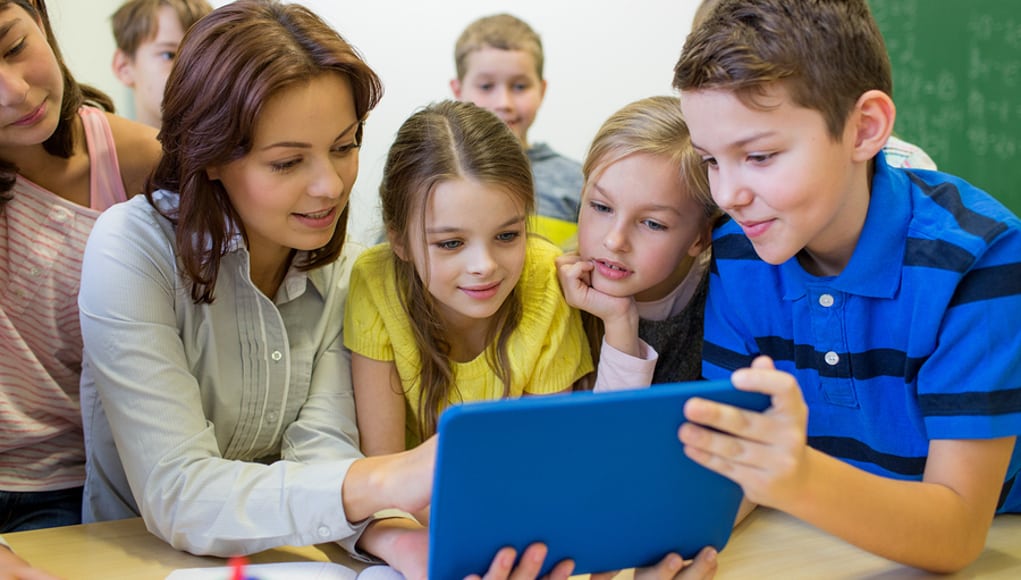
(0, 107, 128, 491)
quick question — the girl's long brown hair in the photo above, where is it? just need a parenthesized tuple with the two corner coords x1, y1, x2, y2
(380, 100, 534, 438)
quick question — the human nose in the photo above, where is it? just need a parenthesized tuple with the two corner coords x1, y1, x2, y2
(468, 244, 497, 277)
(710, 165, 751, 211)
(309, 159, 346, 200)
(0, 68, 30, 108)
(493, 86, 512, 110)
(602, 219, 630, 253)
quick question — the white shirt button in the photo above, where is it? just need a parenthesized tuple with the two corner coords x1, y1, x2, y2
(271, 350, 282, 361)
(819, 293, 834, 307)
(824, 351, 840, 366)
(266, 411, 278, 423)
(317, 526, 331, 538)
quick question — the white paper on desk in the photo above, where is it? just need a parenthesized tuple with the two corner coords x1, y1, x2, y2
(356, 565, 404, 579)
(166, 561, 357, 580)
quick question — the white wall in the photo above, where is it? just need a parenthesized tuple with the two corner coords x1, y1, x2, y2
(49, 0, 698, 244)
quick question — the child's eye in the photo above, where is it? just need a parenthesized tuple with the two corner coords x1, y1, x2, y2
(701, 156, 718, 169)
(158, 51, 176, 62)
(496, 231, 521, 243)
(642, 219, 668, 232)
(589, 200, 612, 214)
(437, 240, 463, 250)
(748, 152, 776, 164)
(478, 83, 494, 92)
(271, 158, 301, 173)
(512, 83, 529, 92)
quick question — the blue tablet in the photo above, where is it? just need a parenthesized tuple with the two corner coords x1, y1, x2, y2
(428, 379, 771, 578)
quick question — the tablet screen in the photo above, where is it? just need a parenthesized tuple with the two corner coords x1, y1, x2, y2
(428, 379, 770, 578)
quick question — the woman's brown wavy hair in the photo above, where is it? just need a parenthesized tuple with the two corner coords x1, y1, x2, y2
(147, 0, 382, 303)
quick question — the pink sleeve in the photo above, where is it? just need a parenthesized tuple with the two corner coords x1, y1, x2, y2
(593, 337, 658, 392)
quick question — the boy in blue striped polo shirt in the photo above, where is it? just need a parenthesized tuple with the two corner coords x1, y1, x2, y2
(672, 0, 1021, 573)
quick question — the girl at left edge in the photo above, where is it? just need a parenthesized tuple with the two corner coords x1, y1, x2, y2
(1, 0, 159, 576)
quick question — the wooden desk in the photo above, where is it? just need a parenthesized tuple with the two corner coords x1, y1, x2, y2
(5, 509, 1021, 579)
(4, 517, 367, 579)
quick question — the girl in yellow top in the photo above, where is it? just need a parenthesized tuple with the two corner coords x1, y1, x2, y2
(344, 100, 593, 454)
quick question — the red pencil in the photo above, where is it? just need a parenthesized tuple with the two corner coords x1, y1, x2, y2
(228, 555, 247, 580)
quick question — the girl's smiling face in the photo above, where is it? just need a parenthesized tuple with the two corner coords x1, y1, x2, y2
(406, 176, 527, 333)
(0, 3, 63, 151)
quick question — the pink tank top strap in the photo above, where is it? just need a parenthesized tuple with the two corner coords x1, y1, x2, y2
(79, 106, 128, 211)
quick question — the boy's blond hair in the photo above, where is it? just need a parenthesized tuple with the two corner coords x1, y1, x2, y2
(111, 0, 212, 57)
(674, 0, 892, 140)
(584, 95, 715, 220)
(454, 13, 544, 81)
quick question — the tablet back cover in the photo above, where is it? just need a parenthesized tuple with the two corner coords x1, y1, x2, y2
(428, 380, 769, 578)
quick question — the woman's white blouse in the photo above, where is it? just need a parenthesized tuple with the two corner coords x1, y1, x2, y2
(79, 192, 367, 556)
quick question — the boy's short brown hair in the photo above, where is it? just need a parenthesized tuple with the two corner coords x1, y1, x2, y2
(454, 13, 544, 81)
(674, 0, 892, 140)
(111, 0, 212, 57)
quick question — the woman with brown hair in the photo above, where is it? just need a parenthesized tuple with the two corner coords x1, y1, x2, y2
(79, 0, 432, 572)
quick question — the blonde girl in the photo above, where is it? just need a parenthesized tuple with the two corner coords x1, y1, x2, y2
(557, 95, 716, 390)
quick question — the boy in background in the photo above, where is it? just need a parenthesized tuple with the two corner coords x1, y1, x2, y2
(111, 0, 211, 128)
(674, 0, 1020, 573)
(452, 13, 584, 246)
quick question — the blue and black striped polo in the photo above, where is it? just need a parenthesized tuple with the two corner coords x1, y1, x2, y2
(702, 151, 1021, 512)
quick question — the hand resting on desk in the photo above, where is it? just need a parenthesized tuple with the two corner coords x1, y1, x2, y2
(0, 546, 61, 580)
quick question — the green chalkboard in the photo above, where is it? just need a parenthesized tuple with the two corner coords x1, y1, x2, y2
(870, 0, 1021, 216)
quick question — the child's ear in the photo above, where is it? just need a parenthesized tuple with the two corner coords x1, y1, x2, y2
(850, 89, 895, 162)
(112, 49, 136, 88)
(687, 214, 717, 257)
(387, 228, 408, 261)
(450, 78, 463, 100)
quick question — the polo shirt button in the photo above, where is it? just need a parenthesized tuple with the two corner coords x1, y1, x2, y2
(266, 411, 278, 423)
(819, 293, 834, 307)
(824, 351, 840, 366)
(317, 526, 331, 538)
(271, 350, 282, 361)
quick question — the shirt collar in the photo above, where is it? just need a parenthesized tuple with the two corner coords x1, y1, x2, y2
(779, 150, 909, 299)
(153, 188, 320, 303)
